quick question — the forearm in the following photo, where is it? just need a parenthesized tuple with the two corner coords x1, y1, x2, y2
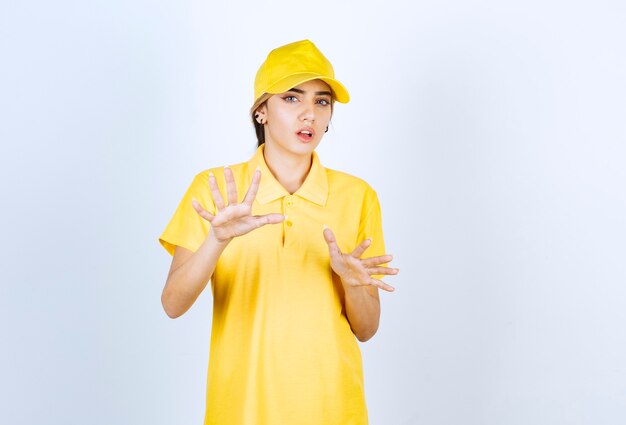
(161, 234, 229, 318)
(343, 285, 380, 342)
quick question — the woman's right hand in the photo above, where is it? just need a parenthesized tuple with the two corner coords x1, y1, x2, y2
(191, 166, 285, 244)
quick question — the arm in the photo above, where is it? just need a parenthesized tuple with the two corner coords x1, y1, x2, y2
(343, 285, 381, 342)
(161, 167, 284, 318)
(161, 232, 229, 319)
(323, 228, 398, 342)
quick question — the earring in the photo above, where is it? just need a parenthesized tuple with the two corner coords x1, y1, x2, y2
(325, 126, 329, 133)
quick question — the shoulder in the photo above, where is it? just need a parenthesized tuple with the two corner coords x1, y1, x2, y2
(324, 167, 382, 214)
(192, 159, 250, 184)
(325, 167, 379, 198)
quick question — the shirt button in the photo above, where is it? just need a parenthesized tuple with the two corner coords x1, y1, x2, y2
(285, 220, 293, 227)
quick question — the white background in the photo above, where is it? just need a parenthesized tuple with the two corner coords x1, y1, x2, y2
(1, 0, 625, 424)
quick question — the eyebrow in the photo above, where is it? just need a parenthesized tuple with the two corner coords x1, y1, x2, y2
(287, 87, 332, 97)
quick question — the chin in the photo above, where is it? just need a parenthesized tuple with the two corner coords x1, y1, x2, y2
(294, 141, 321, 154)
(280, 139, 321, 155)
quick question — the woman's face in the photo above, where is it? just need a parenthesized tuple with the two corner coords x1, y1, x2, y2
(258, 79, 333, 157)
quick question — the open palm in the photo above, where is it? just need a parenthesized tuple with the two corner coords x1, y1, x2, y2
(323, 227, 398, 292)
(192, 166, 285, 243)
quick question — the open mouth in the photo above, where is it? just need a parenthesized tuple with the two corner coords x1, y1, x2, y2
(296, 129, 314, 142)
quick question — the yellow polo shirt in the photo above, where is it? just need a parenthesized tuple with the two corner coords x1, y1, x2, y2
(159, 145, 386, 425)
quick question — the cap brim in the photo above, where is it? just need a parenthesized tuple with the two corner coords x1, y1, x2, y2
(264, 72, 350, 103)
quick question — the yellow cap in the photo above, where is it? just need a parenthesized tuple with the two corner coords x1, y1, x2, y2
(253, 40, 350, 106)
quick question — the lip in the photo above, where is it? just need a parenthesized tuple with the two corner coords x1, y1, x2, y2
(295, 126, 315, 143)
(296, 127, 315, 143)
(296, 126, 315, 137)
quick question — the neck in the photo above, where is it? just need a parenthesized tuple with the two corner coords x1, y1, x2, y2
(262, 143, 312, 194)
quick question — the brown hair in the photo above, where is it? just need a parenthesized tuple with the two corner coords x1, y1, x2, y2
(250, 93, 335, 148)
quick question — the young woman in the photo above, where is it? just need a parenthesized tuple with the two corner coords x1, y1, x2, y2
(159, 39, 399, 425)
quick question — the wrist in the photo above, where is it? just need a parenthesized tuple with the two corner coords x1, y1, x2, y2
(340, 276, 365, 292)
(342, 283, 371, 306)
(206, 229, 232, 249)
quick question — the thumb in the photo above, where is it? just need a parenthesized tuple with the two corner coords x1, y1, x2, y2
(323, 225, 341, 255)
(192, 198, 215, 222)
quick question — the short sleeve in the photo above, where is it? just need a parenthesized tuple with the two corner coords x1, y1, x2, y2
(357, 188, 387, 279)
(158, 172, 216, 256)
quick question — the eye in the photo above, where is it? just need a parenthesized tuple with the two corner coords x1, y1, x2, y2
(317, 98, 331, 106)
(283, 95, 298, 102)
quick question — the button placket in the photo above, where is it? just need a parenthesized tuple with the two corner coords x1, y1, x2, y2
(285, 196, 296, 208)
(283, 196, 296, 244)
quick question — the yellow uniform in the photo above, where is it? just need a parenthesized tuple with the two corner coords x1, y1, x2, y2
(159, 145, 386, 425)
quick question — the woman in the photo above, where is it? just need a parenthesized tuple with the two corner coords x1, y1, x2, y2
(159, 39, 399, 425)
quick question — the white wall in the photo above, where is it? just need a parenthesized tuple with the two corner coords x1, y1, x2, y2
(1, 1, 625, 424)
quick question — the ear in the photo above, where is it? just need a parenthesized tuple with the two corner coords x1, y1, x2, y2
(254, 104, 268, 125)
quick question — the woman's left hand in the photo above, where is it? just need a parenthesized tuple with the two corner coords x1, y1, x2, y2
(323, 227, 398, 292)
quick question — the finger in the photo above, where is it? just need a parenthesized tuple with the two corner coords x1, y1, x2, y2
(361, 254, 394, 267)
(192, 198, 215, 222)
(366, 266, 399, 276)
(207, 172, 225, 210)
(224, 166, 238, 205)
(322, 226, 341, 255)
(209, 203, 251, 226)
(369, 277, 395, 292)
(251, 213, 286, 228)
(350, 237, 372, 259)
(243, 167, 261, 206)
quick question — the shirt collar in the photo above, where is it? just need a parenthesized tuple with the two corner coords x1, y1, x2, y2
(246, 144, 329, 206)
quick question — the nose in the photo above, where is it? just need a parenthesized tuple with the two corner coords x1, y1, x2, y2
(299, 100, 315, 123)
